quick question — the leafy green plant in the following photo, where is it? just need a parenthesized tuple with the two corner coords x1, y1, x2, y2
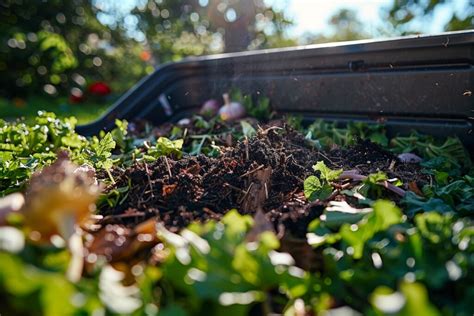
(110, 119, 132, 152)
(360, 171, 389, 198)
(307, 200, 401, 257)
(305, 120, 388, 148)
(81, 133, 116, 170)
(145, 137, 183, 160)
(0, 112, 118, 195)
(304, 161, 342, 201)
(391, 133, 471, 169)
(231, 89, 273, 121)
(157, 210, 308, 314)
(421, 175, 474, 215)
(401, 191, 454, 217)
(308, 203, 473, 314)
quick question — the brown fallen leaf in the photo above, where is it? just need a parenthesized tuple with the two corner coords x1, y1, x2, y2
(21, 152, 101, 242)
(408, 181, 424, 196)
(85, 218, 158, 264)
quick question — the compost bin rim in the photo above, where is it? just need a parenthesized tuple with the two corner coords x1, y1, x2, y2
(182, 30, 474, 62)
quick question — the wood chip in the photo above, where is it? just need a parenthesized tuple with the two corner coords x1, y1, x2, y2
(241, 167, 272, 212)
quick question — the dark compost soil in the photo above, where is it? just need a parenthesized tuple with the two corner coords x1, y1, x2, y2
(100, 126, 427, 238)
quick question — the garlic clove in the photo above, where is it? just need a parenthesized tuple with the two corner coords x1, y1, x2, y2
(199, 99, 220, 117)
(218, 93, 246, 121)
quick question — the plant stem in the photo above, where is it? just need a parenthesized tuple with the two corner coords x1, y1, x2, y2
(340, 171, 406, 197)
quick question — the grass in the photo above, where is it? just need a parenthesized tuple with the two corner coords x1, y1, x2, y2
(0, 96, 113, 124)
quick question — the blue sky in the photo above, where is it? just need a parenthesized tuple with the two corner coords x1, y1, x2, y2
(272, 0, 388, 37)
(278, 0, 469, 38)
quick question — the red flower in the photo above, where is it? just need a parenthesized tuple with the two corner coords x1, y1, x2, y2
(88, 82, 111, 96)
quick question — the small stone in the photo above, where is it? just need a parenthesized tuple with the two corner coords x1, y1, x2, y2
(397, 153, 422, 163)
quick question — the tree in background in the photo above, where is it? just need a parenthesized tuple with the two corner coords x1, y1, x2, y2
(0, 0, 293, 97)
(123, 0, 294, 64)
(0, 0, 149, 98)
(385, 0, 473, 34)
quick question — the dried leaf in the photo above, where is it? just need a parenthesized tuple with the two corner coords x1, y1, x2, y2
(21, 153, 101, 242)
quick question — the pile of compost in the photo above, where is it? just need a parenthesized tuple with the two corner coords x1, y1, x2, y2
(100, 125, 427, 238)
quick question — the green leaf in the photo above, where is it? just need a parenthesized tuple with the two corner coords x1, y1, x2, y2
(399, 282, 441, 316)
(312, 161, 343, 182)
(304, 161, 342, 201)
(371, 282, 440, 316)
(401, 191, 454, 217)
(147, 137, 183, 159)
(97, 133, 116, 158)
(340, 200, 402, 258)
(365, 171, 388, 184)
(415, 212, 452, 244)
(306, 219, 340, 247)
(361, 171, 390, 199)
(240, 121, 256, 138)
(323, 211, 371, 230)
(60, 134, 84, 148)
(158, 209, 307, 313)
(221, 210, 253, 237)
(83, 132, 116, 170)
(111, 119, 131, 151)
(304, 175, 322, 201)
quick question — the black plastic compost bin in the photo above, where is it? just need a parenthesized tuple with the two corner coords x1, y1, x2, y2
(76, 30, 474, 150)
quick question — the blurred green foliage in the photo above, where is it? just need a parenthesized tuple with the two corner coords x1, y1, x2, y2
(0, 0, 472, 105)
(0, 0, 294, 99)
(386, 0, 473, 34)
(127, 0, 294, 61)
(0, 0, 151, 98)
(0, 96, 110, 123)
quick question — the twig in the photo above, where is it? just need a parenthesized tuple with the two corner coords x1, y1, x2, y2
(106, 168, 116, 184)
(164, 156, 172, 177)
(244, 137, 249, 161)
(379, 180, 406, 197)
(99, 212, 146, 224)
(238, 182, 254, 204)
(340, 171, 366, 182)
(202, 207, 219, 217)
(239, 164, 264, 178)
(317, 151, 335, 165)
(224, 182, 246, 194)
(389, 160, 396, 171)
(183, 128, 188, 141)
(261, 126, 283, 134)
(144, 162, 154, 198)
